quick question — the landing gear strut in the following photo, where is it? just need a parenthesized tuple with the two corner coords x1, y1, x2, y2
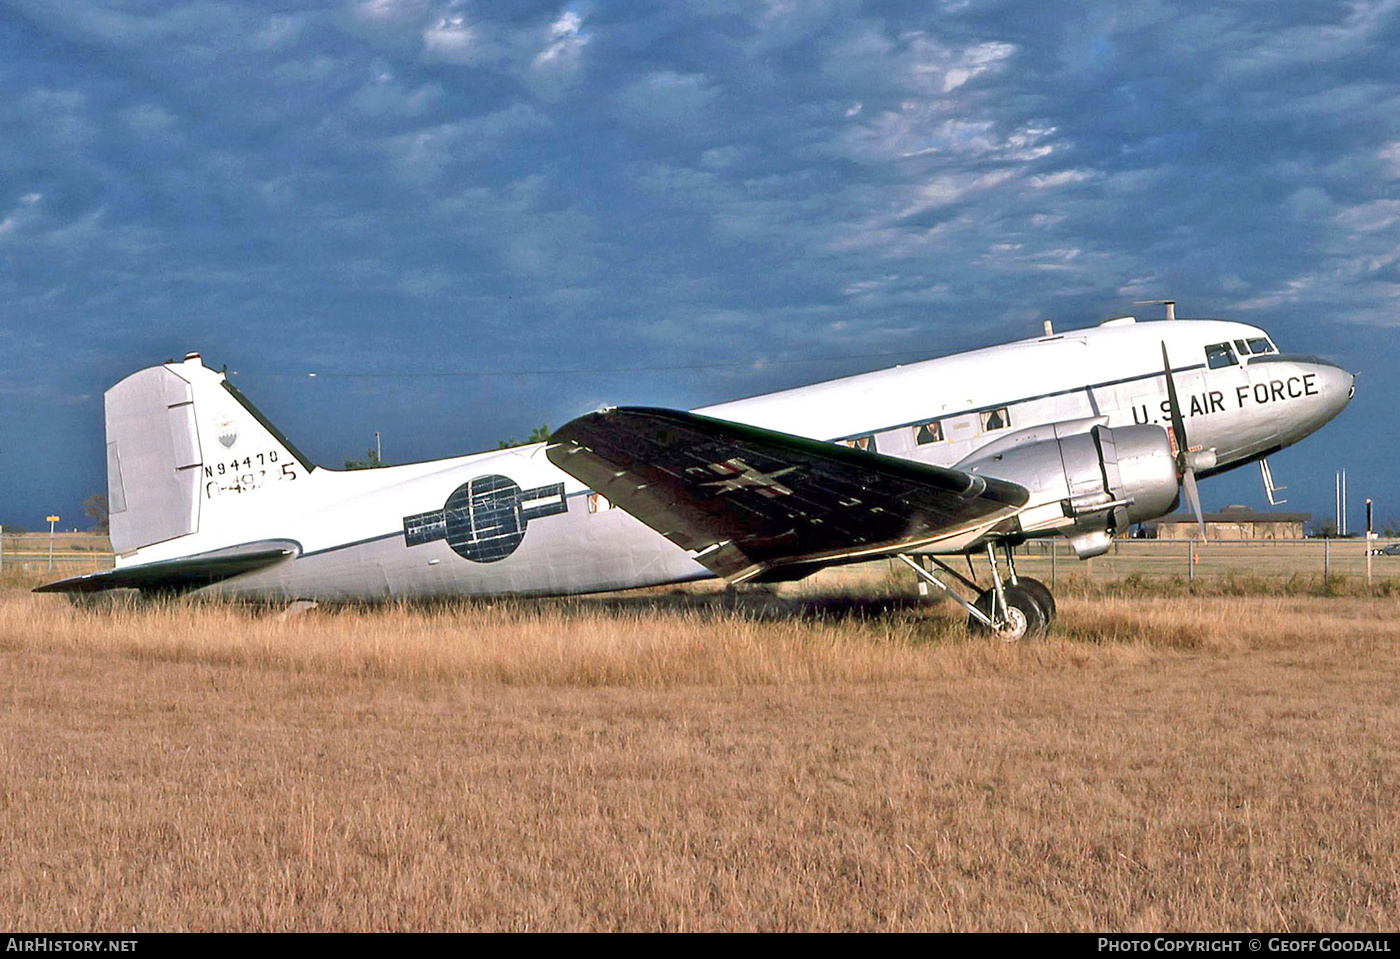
(1000, 541, 1055, 624)
(897, 543, 1054, 641)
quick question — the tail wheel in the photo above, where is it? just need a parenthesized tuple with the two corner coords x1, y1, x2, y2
(1010, 576, 1056, 624)
(968, 584, 1048, 642)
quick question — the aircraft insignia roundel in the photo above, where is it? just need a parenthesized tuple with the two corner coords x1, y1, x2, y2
(402, 474, 569, 563)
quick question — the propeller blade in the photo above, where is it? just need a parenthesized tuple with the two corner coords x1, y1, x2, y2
(1160, 341, 1189, 463)
(1162, 341, 1207, 542)
(1182, 466, 1207, 541)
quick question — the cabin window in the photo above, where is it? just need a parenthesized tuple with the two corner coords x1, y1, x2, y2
(1246, 337, 1276, 355)
(980, 407, 1010, 432)
(1235, 338, 1252, 355)
(914, 420, 943, 445)
(1205, 343, 1238, 369)
(838, 435, 875, 452)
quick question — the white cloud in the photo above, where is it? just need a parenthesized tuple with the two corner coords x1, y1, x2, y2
(533, 9, 589, 74)
(1030, 169, 1093, 190)
(355, 0, 433, 26)
(615, 72, 719, 126)
(384, 104, 549, 182)
(422, 14, 478, 62)
(0, 194, 42, 240)
(351, 70, 442, 118)
(1379, 142, 1400, 178)
(120, 104, 178, 141)
(823, 28, 1016, 98)
(939, 41, 1017, 93)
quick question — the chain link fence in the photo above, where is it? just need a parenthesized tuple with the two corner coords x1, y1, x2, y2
(2, 528, 1395, 590)
(0, 530, 114, 575)
(1013, 536, 1399, 589)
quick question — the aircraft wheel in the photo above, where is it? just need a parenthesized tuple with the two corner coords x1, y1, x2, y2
(1011, 576, 1056, 624)
(968, 585, 1047, 642)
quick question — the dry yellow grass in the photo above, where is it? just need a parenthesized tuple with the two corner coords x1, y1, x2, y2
(2, 582, 1398, 931)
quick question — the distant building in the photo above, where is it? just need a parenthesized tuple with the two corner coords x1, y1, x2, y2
(1151, 504, 1310, 540)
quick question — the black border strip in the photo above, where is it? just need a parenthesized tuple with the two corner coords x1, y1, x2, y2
(221, 379, 316, 472)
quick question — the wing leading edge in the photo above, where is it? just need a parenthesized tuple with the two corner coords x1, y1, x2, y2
(547, 407, 1029, 582)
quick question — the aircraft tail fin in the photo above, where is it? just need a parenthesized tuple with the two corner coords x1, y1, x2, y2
(105, 353, 314, 556)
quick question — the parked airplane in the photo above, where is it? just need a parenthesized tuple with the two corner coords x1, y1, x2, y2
(39, 306, 1353, 639)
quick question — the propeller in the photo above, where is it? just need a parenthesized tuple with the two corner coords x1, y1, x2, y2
(1160, 341, 1207, 541)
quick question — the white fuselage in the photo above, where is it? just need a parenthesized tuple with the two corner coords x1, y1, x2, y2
(125, 317, 1353, 600)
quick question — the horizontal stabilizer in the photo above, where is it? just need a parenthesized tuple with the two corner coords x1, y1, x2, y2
(34, 540, 299, 594)
(547, 407, 1028, 582)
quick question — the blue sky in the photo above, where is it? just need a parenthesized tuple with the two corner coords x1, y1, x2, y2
(1, 0, 1396, 532)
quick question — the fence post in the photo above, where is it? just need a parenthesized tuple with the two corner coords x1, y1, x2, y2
(1187, 536, 1194, 589)
(1050, 538, 1056, 590)
(1324, 537, 1331, 585)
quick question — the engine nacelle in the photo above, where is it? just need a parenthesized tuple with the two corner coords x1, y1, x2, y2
(955, 424, 1179, 548)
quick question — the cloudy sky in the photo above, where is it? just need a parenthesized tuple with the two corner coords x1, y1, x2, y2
(2, 0, 1397, 532)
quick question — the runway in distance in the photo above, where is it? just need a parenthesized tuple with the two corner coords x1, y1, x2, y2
(40, 303, 1354, 639)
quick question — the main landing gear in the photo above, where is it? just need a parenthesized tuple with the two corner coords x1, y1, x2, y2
(896, 543, 1056, 642)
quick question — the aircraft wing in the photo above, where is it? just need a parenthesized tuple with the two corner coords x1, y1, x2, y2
(547, 407, 1029, 582)
(34, 540, 298, 594)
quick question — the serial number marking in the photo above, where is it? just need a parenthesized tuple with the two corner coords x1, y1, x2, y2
(202, 450, 298, 498)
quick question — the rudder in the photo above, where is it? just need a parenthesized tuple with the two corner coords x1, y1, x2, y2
(105, 353, 314, 556)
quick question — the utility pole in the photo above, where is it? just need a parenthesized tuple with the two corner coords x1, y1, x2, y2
(46, 514, 59, 571)
(375, 431, 382, 464)
(1333, 468, 1350, 536)
(1342, 469, 1348, 536)
(1367, 497, 1374, 587)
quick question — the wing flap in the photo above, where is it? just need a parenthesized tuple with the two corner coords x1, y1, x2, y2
(34, 540, 299, 594)
(547, 408, 1028, 582)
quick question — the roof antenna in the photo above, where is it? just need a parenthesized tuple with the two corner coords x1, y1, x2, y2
(1134, 299, 1177, 321)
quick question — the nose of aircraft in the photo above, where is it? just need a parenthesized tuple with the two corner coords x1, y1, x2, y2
(1314, 358, 1355, 419)
(1297, 357, 1355, 435)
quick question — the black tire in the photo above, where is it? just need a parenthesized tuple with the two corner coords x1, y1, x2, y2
(967, 584, 1048, 641)
(1011, 576, 1056, 624)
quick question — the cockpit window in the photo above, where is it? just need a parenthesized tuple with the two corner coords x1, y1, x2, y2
(1246, 337, 1275, 355)
(1234, 339, 1252, 355)
(1205, 343, 1238, 369)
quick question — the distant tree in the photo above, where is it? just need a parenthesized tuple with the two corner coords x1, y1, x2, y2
(1381, 515, 1400, 537)
(496, 424, 552, 449)
(343, 449, 386, 470)
(1308, 518, 1339, 539)
(84, 493, 110, 532)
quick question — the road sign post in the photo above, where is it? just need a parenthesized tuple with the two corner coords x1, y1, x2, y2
(46, 515, 59, 572)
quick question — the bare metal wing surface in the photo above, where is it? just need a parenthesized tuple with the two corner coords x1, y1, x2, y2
(33, 540, 299, 594)
(546, 407, 1030, 583)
